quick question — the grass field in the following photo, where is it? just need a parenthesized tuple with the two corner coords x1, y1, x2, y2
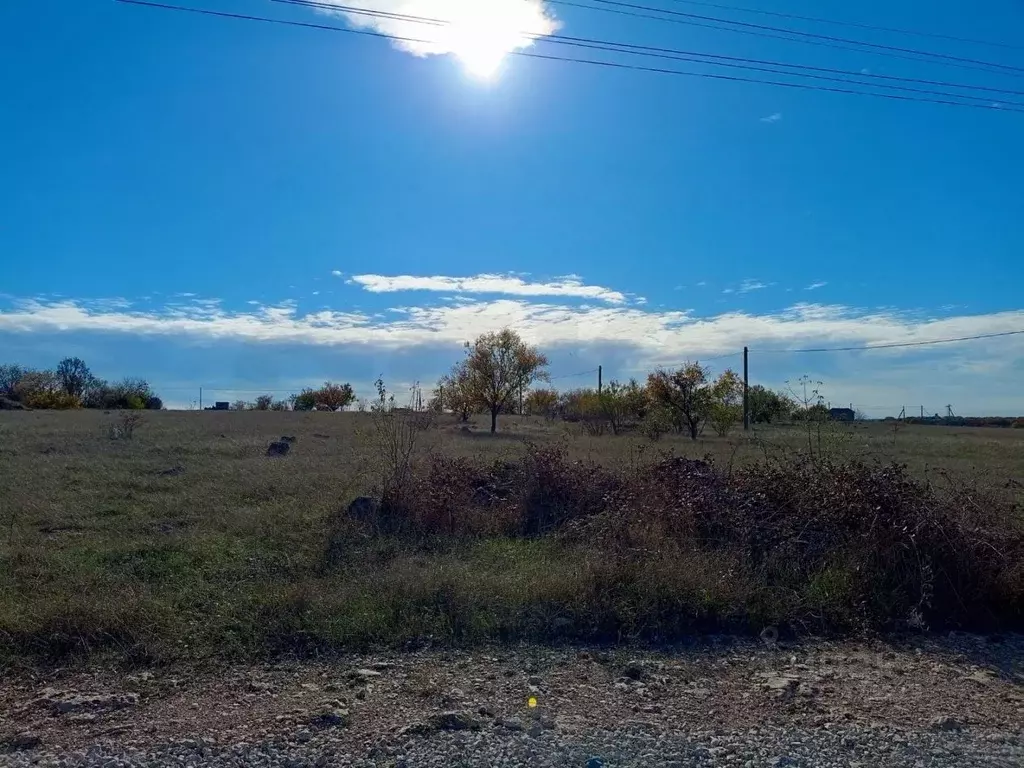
(1, 409, 1022, 667)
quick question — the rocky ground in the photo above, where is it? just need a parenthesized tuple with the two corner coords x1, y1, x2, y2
(2, 635, 1022, 767)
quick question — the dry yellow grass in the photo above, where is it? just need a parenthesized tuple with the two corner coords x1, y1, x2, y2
(0, 409, 1021, 666)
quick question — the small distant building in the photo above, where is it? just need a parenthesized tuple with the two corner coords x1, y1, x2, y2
(829, 407, 856, 422)
(204, 401, 230, 411)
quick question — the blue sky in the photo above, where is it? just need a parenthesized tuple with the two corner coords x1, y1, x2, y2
(1, 0, 1022, 415)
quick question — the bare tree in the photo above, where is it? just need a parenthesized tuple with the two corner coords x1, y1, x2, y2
(56, 357, 94, 398)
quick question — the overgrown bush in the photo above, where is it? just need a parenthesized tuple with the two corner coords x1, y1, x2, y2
(578, 454, 1023, 632)
(344, 444, 1023, 634)
(22, 390, 81, 410)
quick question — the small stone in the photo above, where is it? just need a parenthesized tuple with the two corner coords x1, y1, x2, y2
(586, 758, 604, 768)
(350, 668, 382, 680)
(308, 710, 350, 729)
(1, 732, 41, 752)
(266, 441, 291, 457)
(430, 711, 481, 731)
(930, 715, 965, 732)
(623, 663, 645, 681)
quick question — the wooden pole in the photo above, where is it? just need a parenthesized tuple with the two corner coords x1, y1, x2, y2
(742, 346, 749, 431)
(598, 365, 603, 395)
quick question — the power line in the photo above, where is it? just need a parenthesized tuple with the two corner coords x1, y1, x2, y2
(548, 0, 1024, 79)
(577, 0, 1024, 76)
(549, 368, 600, 381)
(661, 0, 1023, 52)
(116, 1, 1024, 113)
(274, 0, 1024, 102)
(757, 329, 1024, 355)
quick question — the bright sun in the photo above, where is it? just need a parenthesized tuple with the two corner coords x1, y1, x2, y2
(440, 9, 532, 81)
(453, 36, 508, 80)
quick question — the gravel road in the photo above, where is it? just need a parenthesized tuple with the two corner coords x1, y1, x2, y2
(2, 634, 1022, 767)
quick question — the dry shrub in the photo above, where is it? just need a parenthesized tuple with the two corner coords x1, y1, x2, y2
(365, 445, 617, 541)
(578, 454, 1024, 632)
(341, 442, 1023, 634)
(519, 444, 617, 536)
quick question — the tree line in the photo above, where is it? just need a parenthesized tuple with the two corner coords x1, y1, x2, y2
(1, 332, 807, 434)
(0, 358, 161, 410)
(430, 329, 799, 437)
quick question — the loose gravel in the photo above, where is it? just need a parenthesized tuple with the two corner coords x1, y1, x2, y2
(3, 635, 1022, 767)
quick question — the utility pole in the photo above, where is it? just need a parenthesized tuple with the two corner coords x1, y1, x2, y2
(920, 405, 925, 419)
(199, 387, 203, 411)
(742, 346, 749, 431)
(597, 365, 602, 395)
(519, 383, 523, 415)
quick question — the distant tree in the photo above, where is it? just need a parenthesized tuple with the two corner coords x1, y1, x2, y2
(793, 403, 830, 422)
(231, 400, 251, 411)
(292, 389, 316, 411)
(707, 369, 743, 437)
(315, 381, 355, 411)
(292, 382, 354, 411)
(0, 364, 25, 397)
(524, 388, 559, 420)
(254, 394, 274, 411)
(56, 357, 94, 398)
(594, 380, 647, 435)
(145, 396, 163, 410)
(435, 365, 477, 422)
(748, 384, 794, 424)
(618, 378, 650, 422)
(12, 369, 59, 402)
(270, 400, 290, 411)
(8, 368, 80, 409)
(457, 329, 549, 433)
(647, 362, 712, 440)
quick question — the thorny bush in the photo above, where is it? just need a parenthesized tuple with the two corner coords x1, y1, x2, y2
(353, 445, 1023, 633)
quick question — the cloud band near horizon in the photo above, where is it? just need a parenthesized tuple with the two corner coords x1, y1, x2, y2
(2, 294, 1022, 367)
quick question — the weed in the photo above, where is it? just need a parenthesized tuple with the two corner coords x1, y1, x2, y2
(109, 411, 143, 440)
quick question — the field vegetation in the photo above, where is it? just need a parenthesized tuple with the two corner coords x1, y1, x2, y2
(1, 404, 1021, 667)
(2, 331, 1022, 667)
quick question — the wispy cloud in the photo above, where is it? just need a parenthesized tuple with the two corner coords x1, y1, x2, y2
(348, 273, 628, 304)
(3, 295, 1023, 366)
(805, 281, 828, 291)
(723, 280, 769, 295)
(760, 112, 782, 124)
(331, 270, 343, 277)
(313, 0, 560, 73)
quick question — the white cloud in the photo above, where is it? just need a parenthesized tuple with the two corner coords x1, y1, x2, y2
(313, 0, 561, 77)
(760, 112, 782, 123)
(331, 270, 343, 277)
(738, 280, 768, 293)
(3, 295, 1023, 367)
(349, 273, 628, 304)
(805, 281, 828, 291)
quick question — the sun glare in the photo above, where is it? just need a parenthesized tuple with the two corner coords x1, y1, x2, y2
(438, 4, 541, 81)
(450, 30, 510, 79)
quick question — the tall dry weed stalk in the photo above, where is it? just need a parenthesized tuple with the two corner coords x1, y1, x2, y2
(370, 378, 433, 511)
